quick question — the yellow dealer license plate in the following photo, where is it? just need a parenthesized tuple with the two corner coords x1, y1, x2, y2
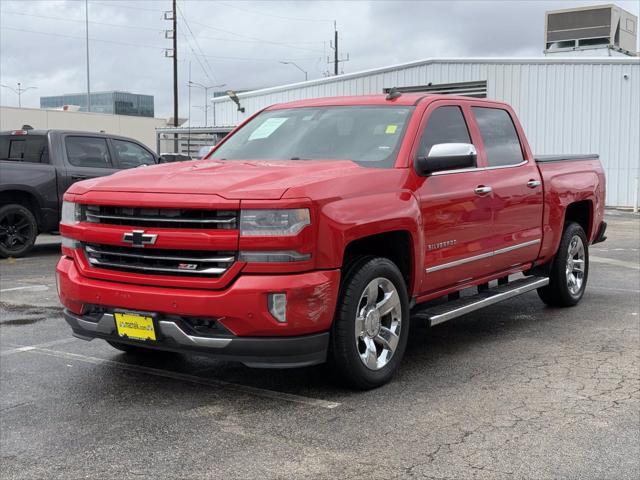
(114, 312, 156, 341)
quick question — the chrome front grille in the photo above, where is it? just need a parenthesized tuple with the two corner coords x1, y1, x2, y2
(84, 244, 235, 277)
(82, 205, 237, 229)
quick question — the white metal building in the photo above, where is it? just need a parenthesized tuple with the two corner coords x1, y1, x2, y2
(211, 57, 640, 207)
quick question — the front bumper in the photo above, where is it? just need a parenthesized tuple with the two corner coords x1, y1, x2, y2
(57, 256, 340, 337)
(64, 309, 329, 368)
(57, 256, 340, 367)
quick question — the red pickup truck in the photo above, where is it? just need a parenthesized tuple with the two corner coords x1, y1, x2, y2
(57, 94, 606, 389)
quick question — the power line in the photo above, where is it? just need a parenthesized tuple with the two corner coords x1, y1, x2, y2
(176, 3, 216, 83)
(179, 15, 325, 52)
(180, 32, 215, 84)
(91, 1, 161, 12)
(1, 26, 320, 62)
(0, 10, 163, 32)
(215, 1, 333, 23)
(1, 26, 164, 51)
(0, 9, 323, 52)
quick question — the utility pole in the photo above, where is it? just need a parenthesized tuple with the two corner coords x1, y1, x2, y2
(165, 3, 178, 151)
(172, 0, 178, 128)
(328, 21, 349, 76)
(334, 21, 338, 76)
(85, 0, 91, 112)
(187, 61, 191, 156)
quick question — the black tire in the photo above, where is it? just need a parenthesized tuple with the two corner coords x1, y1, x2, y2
(537, 222, 589, 307)
(329, 256, 410, 390)
(0, 204, 38, 258)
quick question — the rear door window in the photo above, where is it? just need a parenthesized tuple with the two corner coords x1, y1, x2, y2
(472, 107, 524, 167)
(0, 135, 48, 163)
(65, 136, 113, 168)
(112, 139, 155, 168)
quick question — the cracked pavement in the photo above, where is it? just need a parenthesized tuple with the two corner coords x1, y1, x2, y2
(1, 212, 638, 479)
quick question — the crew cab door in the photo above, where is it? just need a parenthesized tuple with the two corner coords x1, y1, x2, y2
(469, 105, 543, 272)
(61, 134, 120, 192)
(110, 138, 158, 169)
(413, 102, 495, 294)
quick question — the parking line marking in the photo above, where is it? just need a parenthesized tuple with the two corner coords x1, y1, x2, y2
(591, 286, 640, 293)
(26, 347, 341, 410)
(0, 338, 78, 356)
(590, 256, 640, 270)
(0, 285, 50, 293)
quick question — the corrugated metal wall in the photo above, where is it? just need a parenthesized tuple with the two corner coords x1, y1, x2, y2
(212, 58, 640, 206)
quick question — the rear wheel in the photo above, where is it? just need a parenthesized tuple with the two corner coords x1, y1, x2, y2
(537, 222, 589, 307)
(329, 257, 410, 389)
(0, 204, 38, 258)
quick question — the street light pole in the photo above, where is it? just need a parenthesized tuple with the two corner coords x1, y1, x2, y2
(85, 0, 91, 112)
(1, 82, 38, 108)
(188, 81, 226, 126)
(280, 61, 308, 81)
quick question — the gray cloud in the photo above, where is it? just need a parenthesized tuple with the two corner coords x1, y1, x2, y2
(1, 0, 638, 125)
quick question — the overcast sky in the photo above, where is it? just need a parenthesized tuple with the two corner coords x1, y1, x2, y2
(1, 0, 638, 125)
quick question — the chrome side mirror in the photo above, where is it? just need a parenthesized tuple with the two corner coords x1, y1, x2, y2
(416, 143, 477, 176)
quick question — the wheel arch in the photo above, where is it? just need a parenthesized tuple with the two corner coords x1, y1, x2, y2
(563, 200, 593, 239)
(342, 230, 416, 296)
(0, 189, 43, 232)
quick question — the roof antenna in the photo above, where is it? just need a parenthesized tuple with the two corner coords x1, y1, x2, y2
(386, 87, 402, 101)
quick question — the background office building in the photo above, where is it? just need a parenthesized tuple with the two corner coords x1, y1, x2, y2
(40, 91, 154, 117)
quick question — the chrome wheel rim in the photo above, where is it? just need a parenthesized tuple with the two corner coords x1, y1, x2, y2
(566, 235, 586, 296)
(355, 277, 402, 371)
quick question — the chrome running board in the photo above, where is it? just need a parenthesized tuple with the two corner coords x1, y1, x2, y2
(413, 276, 549, 327)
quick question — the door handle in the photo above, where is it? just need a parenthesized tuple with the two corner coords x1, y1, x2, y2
(527, 179, 541, 188)
(71, 175, 90, 181)
(474, 185, 492, 195)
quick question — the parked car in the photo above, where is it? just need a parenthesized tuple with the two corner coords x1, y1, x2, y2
(197, 146, 215, 159)
(0, 129, 159, 257)
(57, 94, 606, 389)
(158, 153, 191, 163)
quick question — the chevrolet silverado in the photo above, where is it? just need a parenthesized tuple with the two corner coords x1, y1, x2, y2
(57, 94, 606, 389)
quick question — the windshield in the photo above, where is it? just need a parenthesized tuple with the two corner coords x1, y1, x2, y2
(210, 106, 413, 168)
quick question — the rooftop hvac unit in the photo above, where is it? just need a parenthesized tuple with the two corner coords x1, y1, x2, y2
(544, 4, 637, 56)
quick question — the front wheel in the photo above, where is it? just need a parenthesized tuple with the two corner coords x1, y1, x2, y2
(537, 222, 589, 307)
(329, 257, 410, 390)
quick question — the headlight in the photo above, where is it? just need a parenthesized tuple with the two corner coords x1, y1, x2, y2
(61, 201, 80, 225)
(240, 209, 310, 236)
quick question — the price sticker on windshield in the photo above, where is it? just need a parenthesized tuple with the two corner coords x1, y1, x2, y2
(249, 117, 288, 140)
(385, 124, 398, 134)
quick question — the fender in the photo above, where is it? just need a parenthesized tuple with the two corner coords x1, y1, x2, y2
(316, 190, 422, 293)
(537, 160, 605, 263)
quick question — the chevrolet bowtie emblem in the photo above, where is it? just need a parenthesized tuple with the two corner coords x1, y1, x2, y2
(123, 230, 157, 247)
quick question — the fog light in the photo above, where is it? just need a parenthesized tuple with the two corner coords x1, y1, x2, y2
(268, 293, 287, 323)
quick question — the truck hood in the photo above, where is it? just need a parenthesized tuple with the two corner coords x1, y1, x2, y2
(72, 159, 366, 200)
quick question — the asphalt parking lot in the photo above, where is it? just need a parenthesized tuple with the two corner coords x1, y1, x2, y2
(1, 211, 638, 480)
